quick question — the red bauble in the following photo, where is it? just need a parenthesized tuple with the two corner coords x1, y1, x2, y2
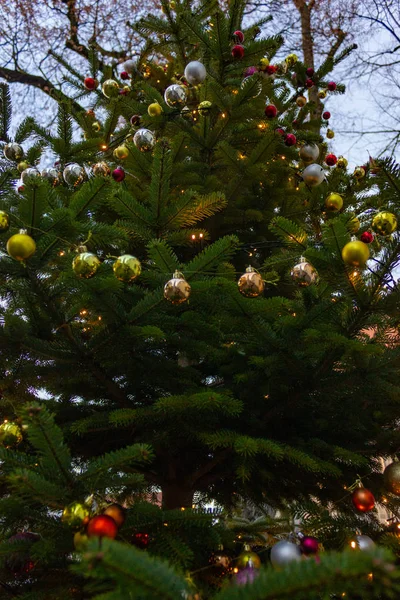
(300, 535, 319, 555)
(84, 77, 98, 91)
(265, 104, 277, 118)
(306, 67, 314, 77)
(352, 487, 375, 513)
(120, 71, 130, 80)
(265, 65, 277, 75)
(275, 127, 285, 136)
(306, 78, 314, 88)
(322, 111, 331, 120)
(327, 81, 337, 91)
(132, 532, 149, 549)
(130, 114, 141, 126)
(360, 231, 374, 244)
(233, 30, 244, 43)
(231, 45, 245, 59)
(325, 153, 337, 166)
(285, 133, 297, 146)
(87, 515, 118, 539)
(112, 167, 125, 183)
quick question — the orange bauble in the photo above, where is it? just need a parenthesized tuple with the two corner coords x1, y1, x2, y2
(103, 504, 126, 528)
(352, 487, 375, 513)
(86, 515, 118, 539)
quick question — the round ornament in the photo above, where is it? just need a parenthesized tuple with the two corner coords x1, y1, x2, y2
(318, 90, 327, 99)
(92, 121, 101, 133)
(341, 240, 369, 267)
(285, 133, 296, 146)
(92, 161, 111, 177)
(198, 101, 212, 116)
(296, 95, 307, 107)
(231, 44, 245, 59)
(327, 81, 337, 91)
(353, 166, 365, 179)
(299, 144, 320, 164)
(184, 61, 207, 85)
(285, 53, 298, 67)
(350, 535, 375, 551)
(120, 71, 129, 80)
(164, 84, 187, 109)
(62, 502, 90, 528)
(265, 104, 277, 119)
(164, 271, 191, 304)
(291, 258, 318, 287)
(325, 154, 337, 166)
(6, 532, 39, 576)
(0, 421, 23, 447)
(41, 167, 62, 186)
(336, 156, 348, 169)
(360, 231, 374, 244)
(244, 66, 257, 77)
(210, 550, 231, 569)
(299, 535, 319, 555)
(17, 161, 29, 173)
(130, 114, 141, 127)
(72, 251, 101, 279)
(238, 266, 264, 297)
(384, 462, 400, 495)
(3, 142, 24, 162)
(325, 192, 343, 212)
(84, 77, 98, 91)
(113, 145, 129, 160)
(302, 163, 325, 187)
(347, 216, 360, 233)
(73, 531, 88, 550)
(103, 503, 126, 527)
(102, 79, 119, 98)
(259, 57, 269, 69)
(7, 230, 36, 261)
(133, 128, 156, 152)
(270, 541, 301, 568)
(235, 564, 259, 586)
(113, 254, 141, 283)
(233, 30, 245, 43)
(322, 111, 331, 120)
(21, 167, 40, 184)
(306, 78, 314, 88)
(87, 514, 118, 539)
(326, 129, 335, 139)
(63, 163, 86, 186)
(132, 531, 150, 549)
(371, 211, 397, 236)
(306, 67, 314, 76)
(122, 59, 136, 74)
(352, 487, 375, 513)
(0, 210, 10, 232)
(236, 550, 261, 570)
(112, 167, 125, 182)
(148, 102, 163, 117)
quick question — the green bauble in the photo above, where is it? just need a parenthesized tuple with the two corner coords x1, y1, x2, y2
(62, 502, 90, 528)
(371, 211, 397, 236)
(72, 252, 101, 278)
(113, 255, 141, 283)
(0, 421, 23, 447)
(102, 79, 119, 98)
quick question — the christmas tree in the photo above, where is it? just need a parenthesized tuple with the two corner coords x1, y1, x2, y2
(1, 0, 400, 598)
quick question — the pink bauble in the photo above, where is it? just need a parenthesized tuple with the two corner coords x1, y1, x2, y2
(300, 535, 319, 555)
(112, 167, 125, 182)
(235, 565, 259, 586)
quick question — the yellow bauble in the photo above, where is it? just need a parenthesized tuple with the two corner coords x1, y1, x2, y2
(113, 145, 129, 160)
(371, 211, 397, 236)
(285, 53, 298, 67)
(113, 254, 141, 282)
(336, 156, 348, 169)
(0, 421, 23, 447)
(0, 210, 10, 232)
(353, 166, 365, 179)
(74, 531, 89, 550)
(259, 57, 269, 68)
(62, 502, 90, 528)
(7, 230, 36, 261)
(318, 90, 327, 99)
(326, 129, 335, 139)
(341, 240, 369, 267)
(72, 252, 100, 278)
(17, 160, 29, 173)
(296, 96, 307, 108)
(101, 79, 119, 98)
(148, 102, 163, 117)
(169, 1, 176, 8)
(92, 121, 101, 133)
(198, 101, 212, 116)
(347, 216, 360, 233)
(325, 192, 343, 212)
(237, 550, 261, 570)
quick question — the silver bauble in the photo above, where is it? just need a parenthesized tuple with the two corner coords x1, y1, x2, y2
(92, 161, 111, 177)
(122, 59, 136, 74)
(352, 535, 375, 552)
(164, 84, 187, 108)
(3, 142, 24, 161)
(63, 163, 86, 186)
(41, 167, 62, 186)
(133, 128, 156, 152)
(302, 163, 325, 187)
(270, 541, 302, 568)
(21, 167, 40, 184)
(291, 258, 318, 287)
(184, 61, 207, 85)
(299, 143, 320, 164)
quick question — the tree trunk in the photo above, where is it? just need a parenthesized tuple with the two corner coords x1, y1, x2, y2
(161, 483, 194, 510)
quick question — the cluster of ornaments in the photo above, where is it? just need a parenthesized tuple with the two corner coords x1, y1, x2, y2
(62, 499, 126, 545)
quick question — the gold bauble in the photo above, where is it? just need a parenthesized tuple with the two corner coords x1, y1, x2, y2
(73, 531, 89, 550)
(3, 142, 24, 161)
(236, 550, 261, 570)
(0, 210, 10, 232)
(291, 259, 318, 287)
(92, 121, 101, 133)
(103, 503, 126, 527)
(318, 90, 327, 99)
(326, 129, 335, 139)
(0, 421, 23, 447)
(285, 53, 298, 67)
(148, 102, 163, 117)
(62, 502, 90, 528)
(72, 252, 100, 278)
(347, 216, 360, 233)
(7, 230, 36, 261)
(164, 271, 191, 304)
(296, 96, 307, 108)
(336, 156, 348, 169)
(384, 462, 400, 496)
(198, 101, 212, 116)
(341, 240, 369, 267)
(325, 192, 343, 212)
(259, 57, 269, 68)
(113, 145, 129, 160)
(17, 160, 29, 173)
(238, 266, 264, 298)
(113, 254, 141, 283)
(101, 79, 119, 98)
(92, 161, 111, 177)
(353, 166, 365, 179)
(371, 211, 397, 236)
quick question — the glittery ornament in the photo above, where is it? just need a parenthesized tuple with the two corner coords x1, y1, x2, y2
(291, 258, 318, 286)
(3, 142, 23, 161)
(0, 421, 23, 447)
(7, 230, 36, 261)
(270, 541, 301, 567)
(238, 266, 264, 297)
(164, 271, 191, 304)
(184, 61, 207, 85)
(133, 129, 155, 152)
(164, 84, 187, 108)
(113, 254, 141, 282)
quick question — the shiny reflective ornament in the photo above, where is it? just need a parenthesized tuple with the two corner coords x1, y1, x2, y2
(133, 128, 155, 152)
(299, 144, 320, 164)
(103, 503, 126, 528)
(210, 551, 231, 569)
(113, 145, 129, 160)
(112, 167, 125, 182)
(302, 163, 325, 186)
(347, 216, 360, 233)
(62, 502, 90, 528)
(113, 254, 141, 282)
(0, 421, 23, 447)
(237, 549, 261, 570)
(371, 211, 397, 236)
(73, 531, 88, 550)
(325, 192, 343, 212)
(7, 230, 36, 261)
(384, 462, 400, 495)
(198, 101, 212, 116)
(148, 102, 163, 117)
(41, 167, 62, 186)
(164, 271, 191, 304)
(164, 84, 187, 108)
(92, 161, 111, 177)
(270, 541, 301, 568)
(184, 61, 207, 85)
(326, 128, 335, 139)
(3, 142, 23, 161)
(299, 535, 319, 555)
(318, 90, 327, 99)
(92, 120, 101, 132)
(0, 210, 10, 232)
(83, 77, 98, 91)
(72, 251, 100, 279)
(63, 163, 86, 186)
(353, 166, 365, 179)
(21, 167, 40, 184)
(130, 114, 141, 127)
(350, 535, 375, 552)
(87, 514, 118, 539)
(276, 61, 288, 74)
(336, 156, 348, 169)
(291, 258, 318, 287)
(17, 160, 29, 173)
(352, 487, 375, 513)
(296, 95, 307, 107)
(341, 240, 369, 267)
(122, 59, 136, 74)
(285, 53, 298, 67)
(234, 564, 260, 586)
(360, 231, 374, 244)
(238, 266, 264, 297)
(102, 79, 119, 98)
